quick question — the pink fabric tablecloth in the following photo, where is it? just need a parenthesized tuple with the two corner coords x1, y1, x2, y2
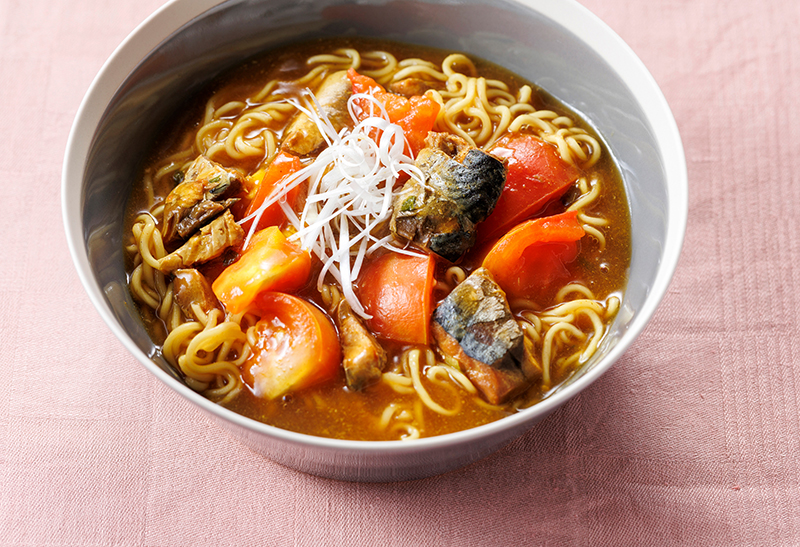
(2, 0, 798, 544)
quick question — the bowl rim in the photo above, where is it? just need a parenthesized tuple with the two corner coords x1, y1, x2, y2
(62, 0, 687, 453)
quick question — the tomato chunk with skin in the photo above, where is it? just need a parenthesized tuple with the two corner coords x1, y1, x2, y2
(357, 252, 436, 344)
(346, 69, 440, 156)
(243, 292, 341, 400)
(232, 151, 303, 231)
(211, 227, 311, 314)
(477, 134, 580, 243)
(482, 210, 585, 300)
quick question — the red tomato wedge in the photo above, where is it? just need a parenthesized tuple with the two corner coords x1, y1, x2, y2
(211, 227, 311, 314)
(233, 151, 303, 231)
(482, 210, 585, 300)
(243, 292, 341, 400)
(477, 134, 579, 243)
(357, 252, 436, 344)
(346, 69, 439, 156)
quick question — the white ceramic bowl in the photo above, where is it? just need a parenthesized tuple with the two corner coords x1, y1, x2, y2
(63, 0, 687, 481)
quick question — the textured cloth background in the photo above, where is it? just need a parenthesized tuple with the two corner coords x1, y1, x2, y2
(1, 0, 799, 545)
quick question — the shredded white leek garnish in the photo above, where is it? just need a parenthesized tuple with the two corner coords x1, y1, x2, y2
(239, 88, 425, 318)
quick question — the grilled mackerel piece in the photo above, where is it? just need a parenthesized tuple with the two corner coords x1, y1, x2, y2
(159, 210, 244, 273)
(388, 77, 445, 97)
(282, 70, 353, 157)
(432, 267, 539, 404)
(162, 156, 243, 245)
(172, 269, 223, 321)
(391, 133, 506, 262)
(337, 300, 387, 391)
